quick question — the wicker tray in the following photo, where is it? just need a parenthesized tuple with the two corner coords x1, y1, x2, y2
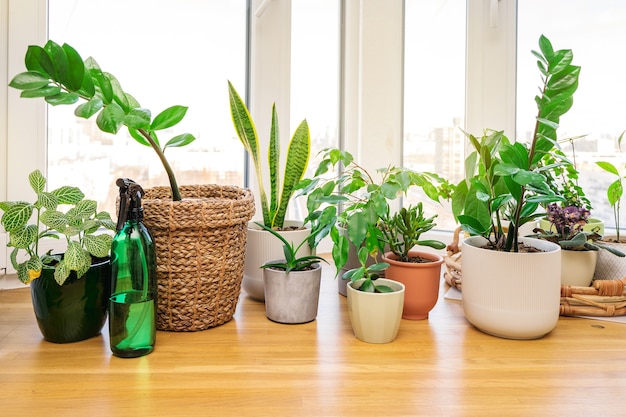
(443, 227, 626, 317)
(143, 184, 255, 331)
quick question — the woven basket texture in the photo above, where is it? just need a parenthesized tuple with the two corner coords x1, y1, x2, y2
(142, 184, 255, 331)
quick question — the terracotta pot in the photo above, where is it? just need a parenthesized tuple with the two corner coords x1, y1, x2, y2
(263, 262, 322, 324)
(243, 220, 311, 302)
(346, 278, 404, 344)
(382, 251, 444, 320)
(561, 250, 597, 287)
(462, 236, 561, 340)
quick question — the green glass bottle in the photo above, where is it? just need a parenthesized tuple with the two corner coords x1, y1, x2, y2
(109, 178, 157, 358)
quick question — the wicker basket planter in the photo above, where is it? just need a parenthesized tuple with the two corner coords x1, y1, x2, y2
(142, 184, 255, 331)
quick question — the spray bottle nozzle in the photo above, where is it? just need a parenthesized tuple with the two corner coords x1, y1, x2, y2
(116, 178, 145, 230)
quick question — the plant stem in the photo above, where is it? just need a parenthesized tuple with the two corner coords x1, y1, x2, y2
(137, 129, 182, 201)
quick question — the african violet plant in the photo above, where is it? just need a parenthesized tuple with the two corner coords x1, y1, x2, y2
(531, 203, 624, 256)
(0, 170, 115, 285)
(452, 35, 581, 252)
(297, 147, 452, 275)
(9, 40, 195, 201)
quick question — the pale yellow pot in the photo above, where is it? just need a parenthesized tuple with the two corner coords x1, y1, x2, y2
(242, 221, 311, 301)
(346, 278, 405, 344)
(560, 250, 597, 287)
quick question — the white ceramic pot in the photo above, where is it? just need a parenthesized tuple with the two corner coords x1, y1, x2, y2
(593, 236, 626, 280)
(462, 236, 561, 340)
(346, 278, 405, 344)
(263, 262, 322, 324)
(560, 250, 597, 287)
(242, 220, 311, 301)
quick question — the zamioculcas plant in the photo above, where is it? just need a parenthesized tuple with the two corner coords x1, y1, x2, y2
(228, 81, 310, 229)
(452, 35, 581, 252)
(9, 40, 195, 201)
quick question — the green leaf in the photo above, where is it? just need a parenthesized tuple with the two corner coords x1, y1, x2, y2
(53, 260, 70, 285)
(596, 161, 620, 176)
(19, 85, 62, 98)
(124, 108, 152, 129)
(359, 279, 375, 292)
(8, 225, 37, 249)
(75, 98, 104, 119)
(128, 128, 153, 147)
(96, 102, 125, 133)
(164, 133, 196, 149)
(62, 43, 85, 91)
(86, 57, 113, 104)
(37, 192, 58, 211)
(52, 186, 84, 204)
(44, 40, 69, 87)
(24, 45, 54, 78)
(45, 92, 80, 106)
(607, 180, 623, 207)
(538, 34, 554, 62)
(72, 199, 97, 219)
(8, 71, 51, 90)
(151, 105, 188, 131)
(28, 170, 46, 194)
(106, 73, 130, 111)
(1, 202, 33, 232)
(84, 234, 112, 258)
(64, 241, 91, 272)
(40, 210, 68, 230)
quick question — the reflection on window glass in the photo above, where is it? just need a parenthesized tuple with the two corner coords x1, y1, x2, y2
(403, 0, 466, 230)
(48, 0, 246, 215)
(518, 0, 626, 230)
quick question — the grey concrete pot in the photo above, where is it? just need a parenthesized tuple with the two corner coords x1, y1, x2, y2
(263, 262, 322, 324)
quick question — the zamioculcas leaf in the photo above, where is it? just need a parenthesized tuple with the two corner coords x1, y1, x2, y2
(124, 108, 152, 129)
(75, 98, 104, 119)
(62, 43, 85, 91)
(128, 128, 153, 147)
(46, 92, 80, 106)
(107, 73, 130, 111)
(8, 71, 50, 90)
(151, 105, 188, 131)
(25, 45, 54, 77)
(44, 40, 68, 86)
(164, 133, 196, 149)
(96, 102, 125, 133)
(20, 85, 62, 98)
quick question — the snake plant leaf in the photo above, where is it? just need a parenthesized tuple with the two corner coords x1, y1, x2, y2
(96, 101, 125, 133)
(75, 98, 104, 119)
(62, 43, 85, 91)
(151, 105, 188, 131)
(52, 186, 84, 205)
(273, 119, 310, 228)
(269, 105, 280, 225)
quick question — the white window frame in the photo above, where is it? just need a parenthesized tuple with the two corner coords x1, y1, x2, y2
(1, 0, 519, 277)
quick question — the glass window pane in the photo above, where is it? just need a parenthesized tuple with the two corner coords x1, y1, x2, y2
(403, 0, 466, 230)
(48, 0, 247, 214)
(518, 0, 626, 231)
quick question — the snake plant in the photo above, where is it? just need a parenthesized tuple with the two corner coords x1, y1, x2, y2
(228, 81, 310, 229)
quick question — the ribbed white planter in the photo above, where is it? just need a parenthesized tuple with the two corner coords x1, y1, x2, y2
(462, 236, 561, 340)
(347, 278, 405, 344)
(242, 221, 311, 301)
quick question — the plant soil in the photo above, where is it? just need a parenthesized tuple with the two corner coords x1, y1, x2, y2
(480, 242, 545, 253)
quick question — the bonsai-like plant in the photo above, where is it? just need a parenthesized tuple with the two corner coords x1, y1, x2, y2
(531, 203, 624, 256)
(379, 203, 446, 263)
(228, 81, 310, 230)
(342, 247, 392, 293)
(255, 222, 328, 273)
(595, 160, 625, 241)
(0, 170, 115, 285)
(452, 35, 580, 252)
(297, 147, 452, 274)
(9, 40, 195, 201)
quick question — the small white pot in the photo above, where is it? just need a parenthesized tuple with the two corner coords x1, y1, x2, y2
(242, 220, 311, 301)
(462, 236, 561, 340)
(346, 278, 405, 344)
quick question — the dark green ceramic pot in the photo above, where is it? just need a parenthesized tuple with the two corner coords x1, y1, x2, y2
(30, 257, 111, 343)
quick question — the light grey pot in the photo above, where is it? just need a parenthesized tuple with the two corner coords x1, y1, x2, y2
(263, 262, 322, 324)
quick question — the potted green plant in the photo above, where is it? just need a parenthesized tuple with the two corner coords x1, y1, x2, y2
(379, 203, 446, 320)
(451, 35, 580, 339)
(0, 170, 115, 343)
(343, 247, 404, 344)
(593, 160, 626, 279)
(298, 147, 453, 296)
(531, 203, 624, 287)
(256, 222, 328, 324)
(9, 41, 256, 332)
(228, 82, 312, 301)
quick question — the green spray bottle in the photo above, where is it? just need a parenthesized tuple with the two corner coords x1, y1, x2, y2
(109, 178, 157, 358)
